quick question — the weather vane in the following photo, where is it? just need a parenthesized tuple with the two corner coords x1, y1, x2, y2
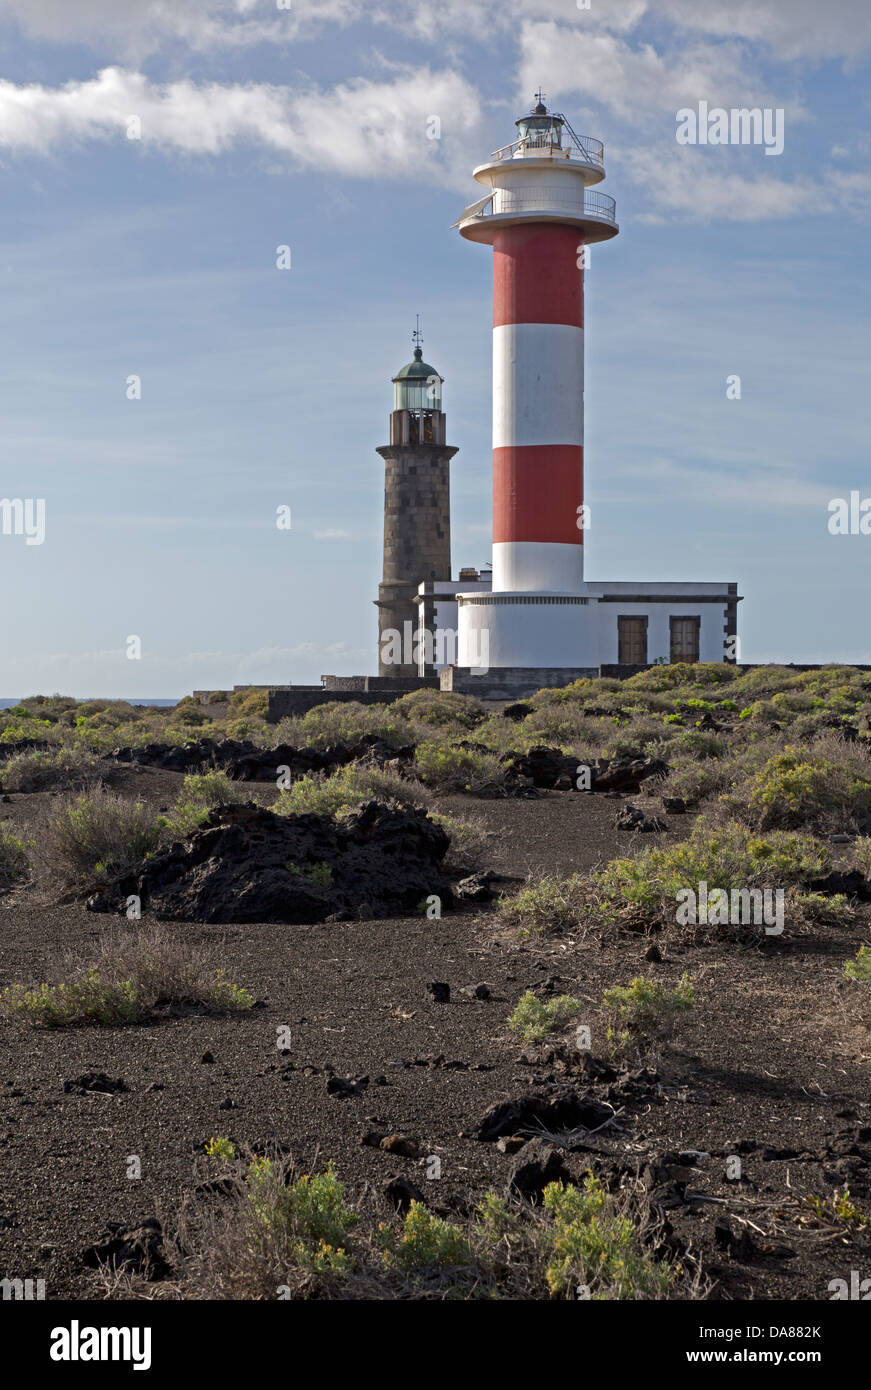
(412, 314, 423, 351)
(534, 87, 546, 107)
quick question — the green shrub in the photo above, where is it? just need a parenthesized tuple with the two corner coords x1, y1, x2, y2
(0, 824, 30, 887)
(0, 744, 101, 793)
(508, 991, 585, 1043)
(274, 763, 427, 817)
(243, 1157, 355, 1277)
(45, 791, 160, 888)
(736, 746, 871, 831)
(142, 1157, 686, 1299)
(793, 892, 855, 926)
(392, 689, 485, 731)
(159, 771, 247, 838)
(623, 663, 737, 693)
(18, 694, 77, 722)
(413, 740, 505, 792)
(176, 704, 213, 727)
(0, 927, 254, 1027)
(669, 729, 726, 759)
(2, 971, 141, 1025)
(660, 738, 782, 807)
(229, 689, 269, 718)
(379, 1201, 474, 1274)
(730, 667, 805, 700)
(543, 1176, 673, 1299)
(602, 974, 695, 1056)
(288, 860, 333, 887)
(660, 755, 723, 805)
(0, 717, 56, 745)
(298, 702, 414, 750)
(853, 837, 871, 878)
(593, 820, 828, 931)
(205, 1136, 237, 1162)
(495, 875, 583, 935)
(845, 944, 871, 985)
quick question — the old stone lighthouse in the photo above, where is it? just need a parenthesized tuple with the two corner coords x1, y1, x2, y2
(374, 329, 458, 678)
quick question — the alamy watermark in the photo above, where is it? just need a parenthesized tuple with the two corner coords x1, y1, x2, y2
(828, 492, 871, 535)
(380, 621, 490, 674)
(675, 882, 784, 935)
(1, 1276, 45, 1300)
(676, 103, 784, 157)
(0, 497, 45, 545)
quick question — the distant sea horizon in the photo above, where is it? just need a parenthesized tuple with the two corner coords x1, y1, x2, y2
(0, 697, 180, 708)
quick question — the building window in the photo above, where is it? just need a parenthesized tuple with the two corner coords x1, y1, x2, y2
(670, 616, 700, 664)
(618, 615, 648, 665)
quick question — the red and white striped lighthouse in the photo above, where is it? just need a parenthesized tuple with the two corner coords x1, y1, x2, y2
(453, 97, 618, 669)
(491, 218, 586, 593)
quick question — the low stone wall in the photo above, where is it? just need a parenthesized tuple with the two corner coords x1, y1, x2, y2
(441, 667, 598, 698)
(267, 683, 435, 722)
(599, 664, 654, 680)
(321, 674, 439, 693)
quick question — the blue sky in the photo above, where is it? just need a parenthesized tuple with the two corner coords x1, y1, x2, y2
(0, 0, 869, 697)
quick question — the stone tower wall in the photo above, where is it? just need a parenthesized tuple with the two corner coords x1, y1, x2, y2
(375, 439, 457, 678)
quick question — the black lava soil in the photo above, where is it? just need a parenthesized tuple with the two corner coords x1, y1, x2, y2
(1, 768, 869, 1300)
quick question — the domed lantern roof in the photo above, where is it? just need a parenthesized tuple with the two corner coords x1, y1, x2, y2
(393, 345, 442, 383)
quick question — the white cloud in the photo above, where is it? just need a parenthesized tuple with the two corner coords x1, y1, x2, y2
(826, 169, 871, 219)
(2, 0, 869, 63)
(656, 0, 871, 63)
(620, 146, 807, 222)
(0, 66, 483, 187)
(379, 0, 871, 61)
(517, 21, 796, 120)
(0, 0, 647, 54)
(0, 0, 359, 57)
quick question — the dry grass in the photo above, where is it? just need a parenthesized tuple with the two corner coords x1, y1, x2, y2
(0, 924, 254, 1027)
(40, 790, 160, 892)
(0, 745, 102, 793)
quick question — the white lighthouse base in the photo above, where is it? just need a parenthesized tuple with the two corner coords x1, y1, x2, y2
(436, 578, 740, 694)
(457, 592, 598, 670)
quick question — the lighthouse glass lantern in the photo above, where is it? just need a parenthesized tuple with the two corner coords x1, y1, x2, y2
(390, 345, 445, 445)
(514, 101, 564, 153)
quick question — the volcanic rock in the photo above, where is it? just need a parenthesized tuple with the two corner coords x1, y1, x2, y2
(808, 869, 871, 900)
(503, 746, 578, 790)
(475, 1087, 616, 1143)
(108, 736, 413, 782)
(502, 702, 534, 721)
(63, 1072, 129, 1095)
(593, 756, 667, 792)
(326, 1073, 369, 1100)
(98, 800, 452, 924)
(506, 1138, 572, 1201)
(615, 804, 666, 832)
(81, 1217, 169, 1279)
(383, 1177, 427, 1214)
(379, 1134, 420, 1157)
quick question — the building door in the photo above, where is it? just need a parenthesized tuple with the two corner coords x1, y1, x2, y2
(670, 616, 700, 664)
(618, 616, 648, 665)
